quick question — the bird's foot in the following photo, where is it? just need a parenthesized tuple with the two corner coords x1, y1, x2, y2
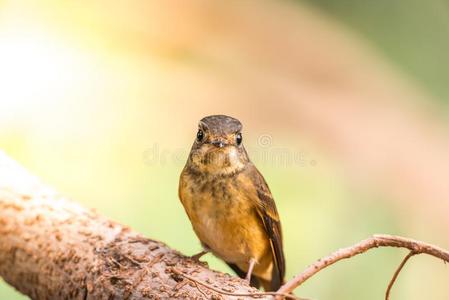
(190, 250, 208, 263)
(245, 258, 257, 282)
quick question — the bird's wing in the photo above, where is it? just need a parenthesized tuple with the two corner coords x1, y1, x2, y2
(241, 163, 285, 289)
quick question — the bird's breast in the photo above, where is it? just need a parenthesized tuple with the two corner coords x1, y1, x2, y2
(179, 171, 269, 265)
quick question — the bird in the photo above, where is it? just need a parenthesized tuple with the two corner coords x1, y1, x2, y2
(178, 114, 285, 291)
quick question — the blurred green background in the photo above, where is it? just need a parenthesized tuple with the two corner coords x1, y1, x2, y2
(302, 0, 449, 102)
(1, 0, 449, 299)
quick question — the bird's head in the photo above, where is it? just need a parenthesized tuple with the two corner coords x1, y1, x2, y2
(188, 115, 249, 175)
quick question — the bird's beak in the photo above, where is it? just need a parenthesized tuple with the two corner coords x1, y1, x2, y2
(211, 140, 226, 148)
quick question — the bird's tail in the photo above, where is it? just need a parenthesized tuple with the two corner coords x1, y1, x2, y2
(258, 276, 284, 292)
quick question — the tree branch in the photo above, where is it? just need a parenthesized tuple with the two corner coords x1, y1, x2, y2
(277, 234, 449, 296)
(0, 151, 263, 299)
(171, 268, 303, 300)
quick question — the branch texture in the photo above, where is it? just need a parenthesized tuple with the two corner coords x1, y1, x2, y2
(0, 151, 262, 299)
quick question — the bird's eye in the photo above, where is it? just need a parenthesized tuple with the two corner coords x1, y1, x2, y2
(196, 129, 204, 142)
(236, 132, 242, 145)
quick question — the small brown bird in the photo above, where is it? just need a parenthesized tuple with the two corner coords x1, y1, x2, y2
(179, 115, 285, 291)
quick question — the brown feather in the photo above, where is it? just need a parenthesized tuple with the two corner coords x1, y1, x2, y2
(241, 163, 286, 290)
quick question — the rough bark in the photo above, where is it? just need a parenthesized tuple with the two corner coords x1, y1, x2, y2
(0, 151, 262, 299)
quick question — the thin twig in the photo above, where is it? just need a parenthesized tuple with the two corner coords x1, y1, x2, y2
(172, 268, 304, 300)
(277, 234, 449, 298)
(385, 251, 415, 300)
(193, 281, 210, 298)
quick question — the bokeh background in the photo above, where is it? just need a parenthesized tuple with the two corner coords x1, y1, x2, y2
(1, 0, 449, 299)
